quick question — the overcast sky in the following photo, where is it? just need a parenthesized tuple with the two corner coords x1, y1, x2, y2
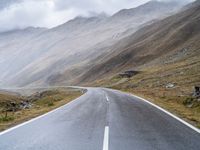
(0, 0, 194, 32)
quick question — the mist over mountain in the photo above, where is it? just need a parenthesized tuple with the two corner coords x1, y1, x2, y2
(75, 0, 200, 84)
(0, 0, 193, 87)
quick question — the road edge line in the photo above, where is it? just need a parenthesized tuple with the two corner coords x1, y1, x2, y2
(130, 94, 200, 134)
(0, 93, 86, 136)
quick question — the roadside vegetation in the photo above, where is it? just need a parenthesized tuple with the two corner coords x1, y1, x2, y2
(94, 53, 200, 128)
(0, 88, 83, 131)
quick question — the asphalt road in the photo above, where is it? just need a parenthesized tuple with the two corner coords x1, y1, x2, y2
(0, 88, 200, 150)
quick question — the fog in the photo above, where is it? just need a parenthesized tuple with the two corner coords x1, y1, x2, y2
(0, 0, 194, 32)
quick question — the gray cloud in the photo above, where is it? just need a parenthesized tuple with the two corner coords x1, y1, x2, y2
(0, 0, 21, 9)
(0, 0, 195, 32)
(54, 0, 148, 14)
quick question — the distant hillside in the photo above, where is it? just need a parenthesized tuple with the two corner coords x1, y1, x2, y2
(112, 0, 179, 19)
(74, 0, 200, 84)
(0, 0, 184, 88)
(41, 1, 185, 86)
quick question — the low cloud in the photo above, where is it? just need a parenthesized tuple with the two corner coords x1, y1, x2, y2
(0, 0, 21, 9)
(0, 0, 194, 32)
(0, 0, 81, 32)
(54, 0, 151, 15)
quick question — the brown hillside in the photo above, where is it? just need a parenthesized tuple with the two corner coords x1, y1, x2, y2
(76, 1, 200, 84)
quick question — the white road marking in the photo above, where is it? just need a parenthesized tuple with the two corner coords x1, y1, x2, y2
(103, 126, 109, 150)
(106, 95, 109, 102)
(105, 88, 200, 133)
(130, 94, 200, 134)
(0, 95, 83, 136)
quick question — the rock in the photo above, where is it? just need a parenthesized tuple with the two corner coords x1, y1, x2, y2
(6, 101, 19, 112)
(187, 104, 193, 108)
(24, 103, 32, 109)
(119, 70, 139, 78)
(193, 86, 200, 98)
(19, 101, 32, 109)
(166, 83, 175, 89)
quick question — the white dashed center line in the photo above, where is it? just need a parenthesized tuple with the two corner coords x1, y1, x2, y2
(103, 126, 109, 150)
(106, 95, 109, 102)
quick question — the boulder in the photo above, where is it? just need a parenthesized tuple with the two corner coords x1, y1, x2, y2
(193, 86, 200, 98)
(20, 101, 32, 109)
(119, 70, 139, 78)
(166, 83, 175, 89)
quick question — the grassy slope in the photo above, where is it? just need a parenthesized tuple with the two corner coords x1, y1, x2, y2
(77, 2, 200, 85)
(94, 52, 200, 128)
(0, 89, 82, 131)
(86, 2, 200, 128)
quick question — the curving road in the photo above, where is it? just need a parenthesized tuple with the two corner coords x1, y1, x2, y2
(0, 88, 200, 150)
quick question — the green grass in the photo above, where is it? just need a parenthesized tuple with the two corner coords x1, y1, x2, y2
(0, 115, 15, 122)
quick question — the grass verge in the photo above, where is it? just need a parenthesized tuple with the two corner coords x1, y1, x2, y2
(94, 55, 200, 128)
(0, 88, 83, 131)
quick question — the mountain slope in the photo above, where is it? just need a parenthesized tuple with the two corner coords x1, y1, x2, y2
(75, 0, 200, 84)
(75, 0, 200, 128)
(0, 1, 183, 87)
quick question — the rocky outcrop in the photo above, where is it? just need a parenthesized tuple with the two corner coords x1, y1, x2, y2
(194, 86, 200, 98)
(119, 70, 139, 78)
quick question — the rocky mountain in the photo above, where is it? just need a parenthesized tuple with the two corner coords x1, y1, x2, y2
(75, 0, 200, 84)
(0, 0, 186, 87)
(112, 0, 179, 18)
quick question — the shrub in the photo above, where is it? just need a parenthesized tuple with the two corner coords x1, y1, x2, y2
(47, 102, 54, 107)
(0, 114, 15, 122)
(183, 97, 194, 106)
